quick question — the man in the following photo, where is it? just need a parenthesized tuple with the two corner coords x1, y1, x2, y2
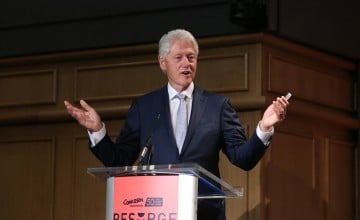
(64, 29, 289, 219)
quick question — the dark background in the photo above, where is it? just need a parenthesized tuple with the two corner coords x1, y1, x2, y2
(0, 0, 359, 62)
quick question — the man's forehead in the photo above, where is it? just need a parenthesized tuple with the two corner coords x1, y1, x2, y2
(168, 40, 197, 53)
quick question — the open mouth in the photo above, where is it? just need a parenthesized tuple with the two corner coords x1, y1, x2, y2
(181, 71, 191, 75)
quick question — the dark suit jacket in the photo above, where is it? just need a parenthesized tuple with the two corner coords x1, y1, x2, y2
(90, 84, 268, 219)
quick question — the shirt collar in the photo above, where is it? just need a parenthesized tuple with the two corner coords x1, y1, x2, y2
(168, 82, 194, 100)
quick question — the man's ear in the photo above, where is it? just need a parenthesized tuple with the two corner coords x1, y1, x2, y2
(158, 55, 166, 72)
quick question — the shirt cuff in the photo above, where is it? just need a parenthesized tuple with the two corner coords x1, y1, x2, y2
(256, 121, 274, 146)
(88, 122, 106, 147)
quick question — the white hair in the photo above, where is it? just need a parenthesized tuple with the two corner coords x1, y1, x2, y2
(158, 29, 199, 58)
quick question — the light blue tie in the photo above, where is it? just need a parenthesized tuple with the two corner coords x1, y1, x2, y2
(175, 94, 188, 153)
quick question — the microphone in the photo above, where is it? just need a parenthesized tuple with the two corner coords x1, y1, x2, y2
(133, 136, 152, 166)
(133, 113, 160, 166)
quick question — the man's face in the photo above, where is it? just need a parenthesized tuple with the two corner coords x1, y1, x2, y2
(159, 40, 197, 93)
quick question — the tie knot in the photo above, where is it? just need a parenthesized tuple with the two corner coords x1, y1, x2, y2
(176, 94, 186, 101)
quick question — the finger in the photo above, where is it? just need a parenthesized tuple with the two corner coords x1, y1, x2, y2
(277, 97, 289, 112)
(64, 100, 85, 119)
(79, 99, 94, 112)
(64, 100, 72, 108)
(277, 97, 289, 106)
(273, 104, 286, 122)
(272, 101, 283, 115)
(64, 100, 76, 114)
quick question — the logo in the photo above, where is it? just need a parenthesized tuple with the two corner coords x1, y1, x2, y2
(123, 198, 144, 207)
(113, 212, 177, 220)
(145, 198, 163, 207)
(122, 197, 164, 208)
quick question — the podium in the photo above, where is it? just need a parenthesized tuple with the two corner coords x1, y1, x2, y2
(87, 163, 243, 220)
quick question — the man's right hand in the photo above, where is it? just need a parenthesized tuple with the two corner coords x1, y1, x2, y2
(64, 99, 103, 132)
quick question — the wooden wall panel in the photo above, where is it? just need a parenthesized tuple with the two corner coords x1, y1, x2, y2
(197, 44, 262, 98)
(0, 69, 57, 106)
(266, 132, 317, 220)
(75, 61, 165, 101)
(326, 139, 355, 220)
(73, 137, 105, 220)
(197, 53, 249, 92)
(267, 54, 354, 111)
(262, 34, 357, 220)
(0, 138, 55, 220)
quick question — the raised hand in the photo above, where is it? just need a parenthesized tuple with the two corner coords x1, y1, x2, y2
(260, 95, 290, 131)
(64, 99, 103, 132)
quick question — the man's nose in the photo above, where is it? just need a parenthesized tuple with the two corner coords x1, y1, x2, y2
(181, 57, 190, 66)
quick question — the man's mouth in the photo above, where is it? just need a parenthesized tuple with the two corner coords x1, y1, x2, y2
(181, 71, 191, 75)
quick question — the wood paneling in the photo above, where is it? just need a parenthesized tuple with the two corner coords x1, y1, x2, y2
(73, 137, 105, 220)
(267, 131, 318, 220)
(0, 33, 357, 220)
(262, 34, 357, 220)
(197, 52, 249, 92)
(267, 54, 354, 111)
(74, 61, 164, 101)
(0, 69, 57, 106)
(327, 139, 355, 220)
(0, 138, 56, 220)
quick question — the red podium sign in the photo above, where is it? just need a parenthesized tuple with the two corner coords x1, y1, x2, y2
(107, 174, 197, 220)
(113, 176, 179, 220)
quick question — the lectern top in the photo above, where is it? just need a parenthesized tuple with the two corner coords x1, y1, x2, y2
(87, 163, 243, 199)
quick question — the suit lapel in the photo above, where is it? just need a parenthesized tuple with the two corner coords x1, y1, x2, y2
(158, 86, 179, 150)
(181, 86, 207, 154)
